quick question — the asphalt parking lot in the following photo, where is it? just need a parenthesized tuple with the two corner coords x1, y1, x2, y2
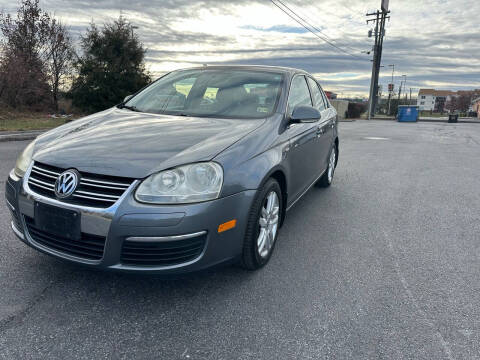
(1, 120, 479, 359)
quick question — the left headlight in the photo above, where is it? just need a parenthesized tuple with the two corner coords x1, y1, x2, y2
(135, 162, 224, 204)
(14, 140, 35, 178)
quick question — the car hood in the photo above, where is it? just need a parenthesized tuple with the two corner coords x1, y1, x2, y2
(34, 108, 265, 179)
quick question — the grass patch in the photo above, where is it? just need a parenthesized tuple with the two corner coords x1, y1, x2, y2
(419, 111, 447, 118)
(0, 110, 83, 131)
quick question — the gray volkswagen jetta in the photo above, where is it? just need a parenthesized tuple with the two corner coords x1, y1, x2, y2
(5, 65, 339, 274)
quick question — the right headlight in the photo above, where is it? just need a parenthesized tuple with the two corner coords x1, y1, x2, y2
(14, 140, 36, 178)
(135, 162, 223, 204)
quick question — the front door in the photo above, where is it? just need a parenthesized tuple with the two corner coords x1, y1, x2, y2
(285, 75, 320, 202)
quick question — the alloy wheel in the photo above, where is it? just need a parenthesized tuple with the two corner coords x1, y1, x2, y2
(257, 191, 280, 258)
(327, 147, 336, 183)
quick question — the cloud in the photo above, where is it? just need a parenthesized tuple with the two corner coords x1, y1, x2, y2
(1, 0, 479, 96)
(241, 25, 309, 34)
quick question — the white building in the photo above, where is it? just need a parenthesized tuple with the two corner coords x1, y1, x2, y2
(417, 89, 454, 112)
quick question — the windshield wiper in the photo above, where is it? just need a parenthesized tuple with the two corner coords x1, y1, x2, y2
(118, 104, 140, 112)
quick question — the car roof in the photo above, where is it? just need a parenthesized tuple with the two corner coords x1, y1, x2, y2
(182, 65, 308, 75)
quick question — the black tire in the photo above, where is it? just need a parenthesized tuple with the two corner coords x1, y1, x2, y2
(240, 178, 283, 270)
(316, 143, 337, 188)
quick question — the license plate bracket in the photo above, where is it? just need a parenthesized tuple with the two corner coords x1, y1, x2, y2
(34, 202, 81, 241)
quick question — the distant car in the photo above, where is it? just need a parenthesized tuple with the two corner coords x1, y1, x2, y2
(5, 65, 339, 274)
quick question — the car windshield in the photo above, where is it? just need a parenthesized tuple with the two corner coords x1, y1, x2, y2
(123, 69, 284, 119)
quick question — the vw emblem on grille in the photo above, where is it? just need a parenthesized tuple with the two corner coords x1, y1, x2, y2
(54, 170, 79, 199)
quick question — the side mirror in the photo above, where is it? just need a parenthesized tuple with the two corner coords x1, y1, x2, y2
(123, 94, 133, 103)
(290, 105, 321, 123)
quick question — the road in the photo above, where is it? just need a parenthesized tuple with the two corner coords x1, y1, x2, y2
(1, 121, 479, 359)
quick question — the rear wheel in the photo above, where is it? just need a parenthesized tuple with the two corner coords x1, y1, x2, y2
(316, 144, 337, 188)
(241, 178, 282, 270)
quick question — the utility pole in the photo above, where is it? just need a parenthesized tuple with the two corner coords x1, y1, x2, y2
(367, 10, 380, 120)
(367, 2, 390, 119)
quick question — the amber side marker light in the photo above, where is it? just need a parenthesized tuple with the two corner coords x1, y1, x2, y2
(218, 219, 237, 233)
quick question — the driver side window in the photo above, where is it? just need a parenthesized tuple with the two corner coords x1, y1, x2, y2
(287, 75, 312, 115)
(134, 77, 195, 112)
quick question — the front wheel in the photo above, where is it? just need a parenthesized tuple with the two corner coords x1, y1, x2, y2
(240, 178, 283, 270)
(316, 144, 337, 188)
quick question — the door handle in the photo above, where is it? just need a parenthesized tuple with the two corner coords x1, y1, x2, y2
(316, 127, 324, 137)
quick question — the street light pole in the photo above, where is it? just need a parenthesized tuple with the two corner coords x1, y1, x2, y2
(397, 75, 406, 107)
(131, 25, 139, 37)
(387, 64, 395, 115)
(398, 75, 406, 104)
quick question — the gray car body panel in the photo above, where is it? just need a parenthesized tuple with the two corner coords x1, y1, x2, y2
(7, 174, 255, 274)
(5, 65, 339, 273)
(33, 108, 266, 180)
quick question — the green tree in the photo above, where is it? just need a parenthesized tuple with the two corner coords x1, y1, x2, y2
(71, 17, 151, 113)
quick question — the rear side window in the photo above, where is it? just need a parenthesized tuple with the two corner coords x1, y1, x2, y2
(287, 75, 312, 114)
(320, 87, 330, 108)
(307, 77, 326, 112)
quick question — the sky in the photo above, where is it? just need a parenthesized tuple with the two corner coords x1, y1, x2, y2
(1, 0, 479, 98)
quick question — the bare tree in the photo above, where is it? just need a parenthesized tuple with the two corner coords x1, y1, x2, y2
(445, 96, 458, 113)
(457, 94, 473, 113)
(0, 0, 74, 111)
(446, 94, 474, 113)
(0, 0, 50, 62)
(0, 0, 51, 108)
(46, 19, 74, 111)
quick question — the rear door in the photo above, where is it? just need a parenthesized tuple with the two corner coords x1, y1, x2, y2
(307, 77, 335, 171)
(285, 75, 320, 202)
(319, 84, 337, 153)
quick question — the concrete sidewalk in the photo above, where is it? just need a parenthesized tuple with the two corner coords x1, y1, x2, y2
(1, 116, 479, 142)
(0, 129, 45, 142)
(357, 116, 480, 124)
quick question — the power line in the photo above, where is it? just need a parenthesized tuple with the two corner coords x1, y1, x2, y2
(269, 0, 369, 61)
(270, 0, 368, 60)
(274, 0, 368, 56)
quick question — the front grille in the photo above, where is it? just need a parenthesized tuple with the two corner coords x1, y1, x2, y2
(121, 234, 207, 267)
(24, 216, 106, 260)
(27, 162, 135, 208)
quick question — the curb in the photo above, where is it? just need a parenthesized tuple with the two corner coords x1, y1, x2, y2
(0, 130, 45, 142)
(352, 118, 480, 124)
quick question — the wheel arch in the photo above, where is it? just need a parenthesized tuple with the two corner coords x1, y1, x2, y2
(259, 167, 288, 227)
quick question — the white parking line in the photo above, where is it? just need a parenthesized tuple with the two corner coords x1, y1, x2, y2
(363, 137, 390, 140)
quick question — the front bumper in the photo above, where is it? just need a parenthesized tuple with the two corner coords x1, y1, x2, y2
(5, 168, 256, 274)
